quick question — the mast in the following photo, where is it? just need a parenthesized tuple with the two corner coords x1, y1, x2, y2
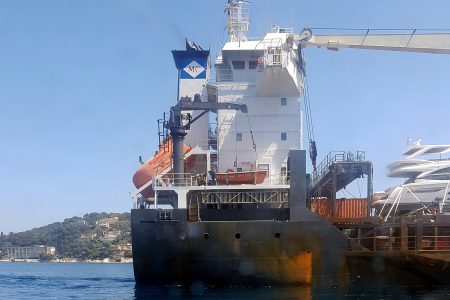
(225, 0, 249, 43)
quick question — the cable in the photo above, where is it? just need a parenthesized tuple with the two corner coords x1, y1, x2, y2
(303, 75, 315, 142)
(356, 178, 362, 198)
(300, 48, 318, 171)
(308, 27, 450, 32)
(246, 113, 258, 161)
(344, 187, 357, 199)
(266, 0, 272, 29)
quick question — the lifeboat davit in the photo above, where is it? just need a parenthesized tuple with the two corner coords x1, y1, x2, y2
(215, 170, 267, 185)
(132, 138, 192, 198)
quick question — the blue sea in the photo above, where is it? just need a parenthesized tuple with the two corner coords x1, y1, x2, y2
(1, 262, 449, 299)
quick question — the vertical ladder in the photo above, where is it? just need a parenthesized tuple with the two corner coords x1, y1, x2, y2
(157, 112, 170, 152)
(189, 196, 200, 222)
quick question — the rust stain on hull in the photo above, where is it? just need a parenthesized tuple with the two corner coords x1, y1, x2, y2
(284, 251, 312, 284)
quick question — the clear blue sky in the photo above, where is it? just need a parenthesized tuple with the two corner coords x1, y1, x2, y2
(1, 0, 449, 233)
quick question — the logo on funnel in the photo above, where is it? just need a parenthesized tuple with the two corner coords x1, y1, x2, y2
(183, 60, 205, 79)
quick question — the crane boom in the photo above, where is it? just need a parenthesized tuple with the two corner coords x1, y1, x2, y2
(297, 29, 450, 54)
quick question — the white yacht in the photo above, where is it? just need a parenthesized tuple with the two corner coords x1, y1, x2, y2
(374, 143, 450, 216)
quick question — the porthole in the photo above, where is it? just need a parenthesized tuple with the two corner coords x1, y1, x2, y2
(235, 233, 241, 239)
(179, 233, 186, 240)
(274, 232, 281, 239)
(203, 233, 209, 240)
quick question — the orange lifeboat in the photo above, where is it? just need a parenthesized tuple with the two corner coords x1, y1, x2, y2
(215, 170, 267, 185)
(132, 138, 192, 198)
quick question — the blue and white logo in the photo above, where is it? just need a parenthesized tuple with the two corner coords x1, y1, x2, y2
(183, 61, 205, 78)
(180, 59, 206, 79)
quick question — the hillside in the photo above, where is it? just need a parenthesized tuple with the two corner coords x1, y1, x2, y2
(0, 212, 131, 262)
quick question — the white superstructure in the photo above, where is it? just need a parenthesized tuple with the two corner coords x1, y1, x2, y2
(212, 1, 304, 179)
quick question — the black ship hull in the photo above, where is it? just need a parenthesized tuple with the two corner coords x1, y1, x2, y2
(131, 208, 349, 287)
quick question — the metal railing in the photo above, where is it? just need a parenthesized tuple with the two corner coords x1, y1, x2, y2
(264, 171, 290, 185)
(271, 26, 293, 34)
(153, 173, 199, 188)
(215, 69, 233, 82)
(312, 150, 366, 183)
(152, 170, 290, 188)
(197, 189, 288, 205)
(348, 234, 450, 252)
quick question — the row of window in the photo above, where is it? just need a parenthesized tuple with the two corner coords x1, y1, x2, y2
(237, 132, 287, 141)
(231, 60, 258, 70)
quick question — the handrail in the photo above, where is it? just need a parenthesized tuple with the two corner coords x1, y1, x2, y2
(152, 170, 291, 188)
(312, 150, 366, 184)
(153, 173, 195, 187)
(347, 234, 450, 252)
(215, 68, 233, 82)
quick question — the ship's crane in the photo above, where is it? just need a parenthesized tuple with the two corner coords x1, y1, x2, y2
(168, 94, 247, 185)
(296, 28, 450, 54)
(293, 28, 450, 170)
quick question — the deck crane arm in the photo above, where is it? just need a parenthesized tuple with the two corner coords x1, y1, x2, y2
(169, 94, 247, 185)
(296, 28, 450, 54)
(295, 28, 450, 171)
(294, 28, 450, 171)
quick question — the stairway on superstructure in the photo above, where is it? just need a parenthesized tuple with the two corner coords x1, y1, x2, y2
(309, 151, 373, 217)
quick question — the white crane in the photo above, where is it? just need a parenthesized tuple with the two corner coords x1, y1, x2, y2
(291, 27, 450, 172)
(296, 28, 450, 54)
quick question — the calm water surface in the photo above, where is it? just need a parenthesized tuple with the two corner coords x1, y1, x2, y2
(0, 262, 449, 299)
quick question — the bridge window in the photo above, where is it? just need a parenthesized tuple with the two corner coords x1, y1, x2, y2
(281, 98, 287, 106)
(249, 61, 257, 69)
(232, 61, 245, 69)
(281, 132, 287, 141)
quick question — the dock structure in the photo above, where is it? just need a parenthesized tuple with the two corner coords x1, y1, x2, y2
(305, 153, 450, 285)
(309, 151, 373, 220)
(338, 214, 450, 285)
(342, 214, 450, 253)
(305, 151, 450, 285)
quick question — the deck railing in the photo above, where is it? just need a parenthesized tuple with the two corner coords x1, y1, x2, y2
(312, 150, 366, 184)
(347, 235, 450, 252)
(346, 222, 450, 253)
(152, 171, 290, 188)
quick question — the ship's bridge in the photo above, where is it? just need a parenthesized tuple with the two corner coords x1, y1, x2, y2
(215, 29, 304, 97)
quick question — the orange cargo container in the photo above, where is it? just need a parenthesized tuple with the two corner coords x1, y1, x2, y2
(310, 198, 368, 218)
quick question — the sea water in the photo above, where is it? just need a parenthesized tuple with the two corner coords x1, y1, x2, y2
(0, 262, 133, 299)
(1, 262, 449, 299)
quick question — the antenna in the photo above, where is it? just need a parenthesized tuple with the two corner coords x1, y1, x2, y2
(224, 0, 250, 43)
(266, 0, 272, 30)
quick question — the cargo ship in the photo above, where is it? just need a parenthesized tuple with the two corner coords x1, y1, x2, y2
(130, 0, 450, 287)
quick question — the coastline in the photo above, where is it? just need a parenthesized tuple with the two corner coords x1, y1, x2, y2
(0, 258, 132, 264)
